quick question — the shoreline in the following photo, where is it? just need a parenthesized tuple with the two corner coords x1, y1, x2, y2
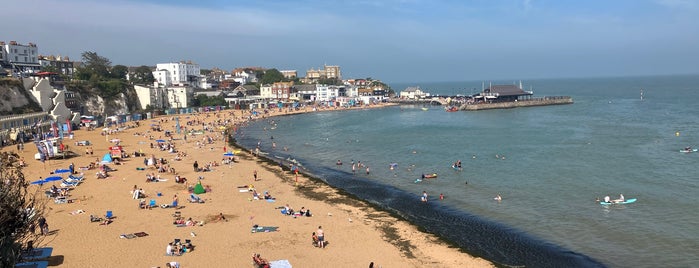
(10, 103, 493, 268)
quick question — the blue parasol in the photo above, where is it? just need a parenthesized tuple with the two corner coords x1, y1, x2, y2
(223, 152, 234, 157)
(54, 169, 71, 174)
(155, 139, 166, 143)
(44, 176, 63, 182)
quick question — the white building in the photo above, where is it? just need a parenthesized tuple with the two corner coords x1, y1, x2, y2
(1, 41, 40, 72)
(134, 85, 167, 110)
(259, 84, 273, 99)
(316, 85, 346, 102)
(165, 86, 193, 109)
(153, 61, 201, 88)
(400, 86, 427, 99)
(24, 77, 78, 123)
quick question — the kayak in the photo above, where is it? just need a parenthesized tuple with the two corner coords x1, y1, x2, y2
(679, 149, 698, 153)
(422, 173, 438, 179)
(600, 198, 637, 205)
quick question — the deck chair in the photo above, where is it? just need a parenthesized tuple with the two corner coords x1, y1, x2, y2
(60, 179, 80, 188)
(105, 210, 114, 219)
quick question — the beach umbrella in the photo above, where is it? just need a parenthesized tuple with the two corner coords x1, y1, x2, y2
(223, 152, 234, 157)
(44, 176, 63, 182)
(54, 169, 71, 174)
(155, 139, 166, 143)
(30, 179, 46, 185)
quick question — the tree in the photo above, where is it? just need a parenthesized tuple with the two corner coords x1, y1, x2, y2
(261, 69, 284, 85)
(131, 65, 155, 85)
(110, 65, 128, 80)
(194, 94, 226, 107)
(200, 69, 212, 76)
(81, 51, 111, 78)
(0, 152, 47, 267)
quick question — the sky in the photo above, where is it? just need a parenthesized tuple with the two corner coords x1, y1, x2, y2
(4, 0, 699, 83)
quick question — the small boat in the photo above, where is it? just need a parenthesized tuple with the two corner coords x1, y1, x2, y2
(600, 198, 637, 205)
(679, 148, 698, 153)
(421, 173, 438, 179)
(421, 107, 429, 111)
(445, 106, 458, 112)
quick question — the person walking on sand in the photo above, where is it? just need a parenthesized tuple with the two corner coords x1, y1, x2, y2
(193, 161, 199, 172)
(253, 170, 258, 181)
(316, 226, 325, 248)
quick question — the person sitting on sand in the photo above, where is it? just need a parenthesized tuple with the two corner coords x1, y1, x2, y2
(253, 253, 269, 268)
(263, 191, 274, 200)
(185, 217, 195, 227)
(217, 213, 227, 222)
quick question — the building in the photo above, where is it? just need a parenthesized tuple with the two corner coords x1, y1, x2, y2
(280, 70, 297, 79)
(134, 85, 167, 110)
(477, 82, 533, 102)
(38, 55, 75, 76)
(271, 82, 293, 100)
(399, 87, 428, 99)
(0, 112, 51, 143)
(316, 84, 346, 102)
(305, 65, 341, 83)
(259, 84, 273, 99)
(153, 61, 201, 88)
(165, 86, 193, 109)
(24, 77, 79, 124)
(292, 84, 317, 101)
(1, 41, 40, 73)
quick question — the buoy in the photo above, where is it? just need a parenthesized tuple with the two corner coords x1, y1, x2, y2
(676, 132, 680, 136)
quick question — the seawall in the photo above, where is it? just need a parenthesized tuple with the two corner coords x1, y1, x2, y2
(461, 96, 573, 111)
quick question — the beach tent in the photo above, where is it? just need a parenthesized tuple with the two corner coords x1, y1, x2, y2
(193, 182, 206, 194)
(102, 153, 113, 163)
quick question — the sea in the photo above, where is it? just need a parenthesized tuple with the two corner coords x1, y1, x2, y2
(234, 74, 699, 268)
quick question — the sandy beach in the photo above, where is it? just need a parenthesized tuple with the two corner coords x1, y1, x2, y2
(10, 104, 493, 268)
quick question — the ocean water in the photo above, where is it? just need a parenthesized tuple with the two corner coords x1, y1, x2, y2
(235, 75, 699, 268)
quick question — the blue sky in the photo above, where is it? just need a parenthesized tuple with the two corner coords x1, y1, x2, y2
(4, 0, 699, 82)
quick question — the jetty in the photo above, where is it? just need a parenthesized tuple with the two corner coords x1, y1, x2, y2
(460, 96, 573, 110)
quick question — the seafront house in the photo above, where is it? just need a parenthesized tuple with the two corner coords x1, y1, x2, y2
(38, 55, 75, 77)
(134, 85, 168, 110)
(0, 41, 41, 74)
(271, 82, 293, 100)
(153, 61, 201, 88)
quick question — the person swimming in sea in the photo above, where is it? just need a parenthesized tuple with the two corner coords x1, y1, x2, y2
(336, 160, 342, 165)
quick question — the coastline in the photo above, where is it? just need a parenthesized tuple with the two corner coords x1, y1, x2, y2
(10, 103, 493, 268)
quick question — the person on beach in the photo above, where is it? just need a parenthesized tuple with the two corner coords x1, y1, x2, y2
(193, 161, 199, 172)
(316, 226, 325, 248)
(165, 261, 180, 268)
(253, 170, 258, 181)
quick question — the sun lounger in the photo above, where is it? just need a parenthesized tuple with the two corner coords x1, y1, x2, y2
(21, 247, 53, 260)
(14, 261, 49, 268)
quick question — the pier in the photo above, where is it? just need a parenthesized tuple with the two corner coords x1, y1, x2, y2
(460, 96, 573, 111)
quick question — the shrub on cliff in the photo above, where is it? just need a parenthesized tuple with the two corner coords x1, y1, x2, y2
(0, 152, 48, 266)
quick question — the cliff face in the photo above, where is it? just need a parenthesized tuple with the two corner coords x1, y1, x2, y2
(0, 78, 42, 115)
(0, 78, 138, 117)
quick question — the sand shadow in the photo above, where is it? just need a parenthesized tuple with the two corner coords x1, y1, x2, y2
(47, 255, 65, 266)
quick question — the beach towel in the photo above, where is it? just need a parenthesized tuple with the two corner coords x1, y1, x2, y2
(134, 232, 149, 237)
(270, 260, 293, 268)
(251, 226, 279, 233)
(69, 209, 85, 215)
(120, 234, 137, 239)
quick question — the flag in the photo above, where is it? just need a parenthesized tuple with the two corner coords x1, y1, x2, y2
(66, 119, 72, 134)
